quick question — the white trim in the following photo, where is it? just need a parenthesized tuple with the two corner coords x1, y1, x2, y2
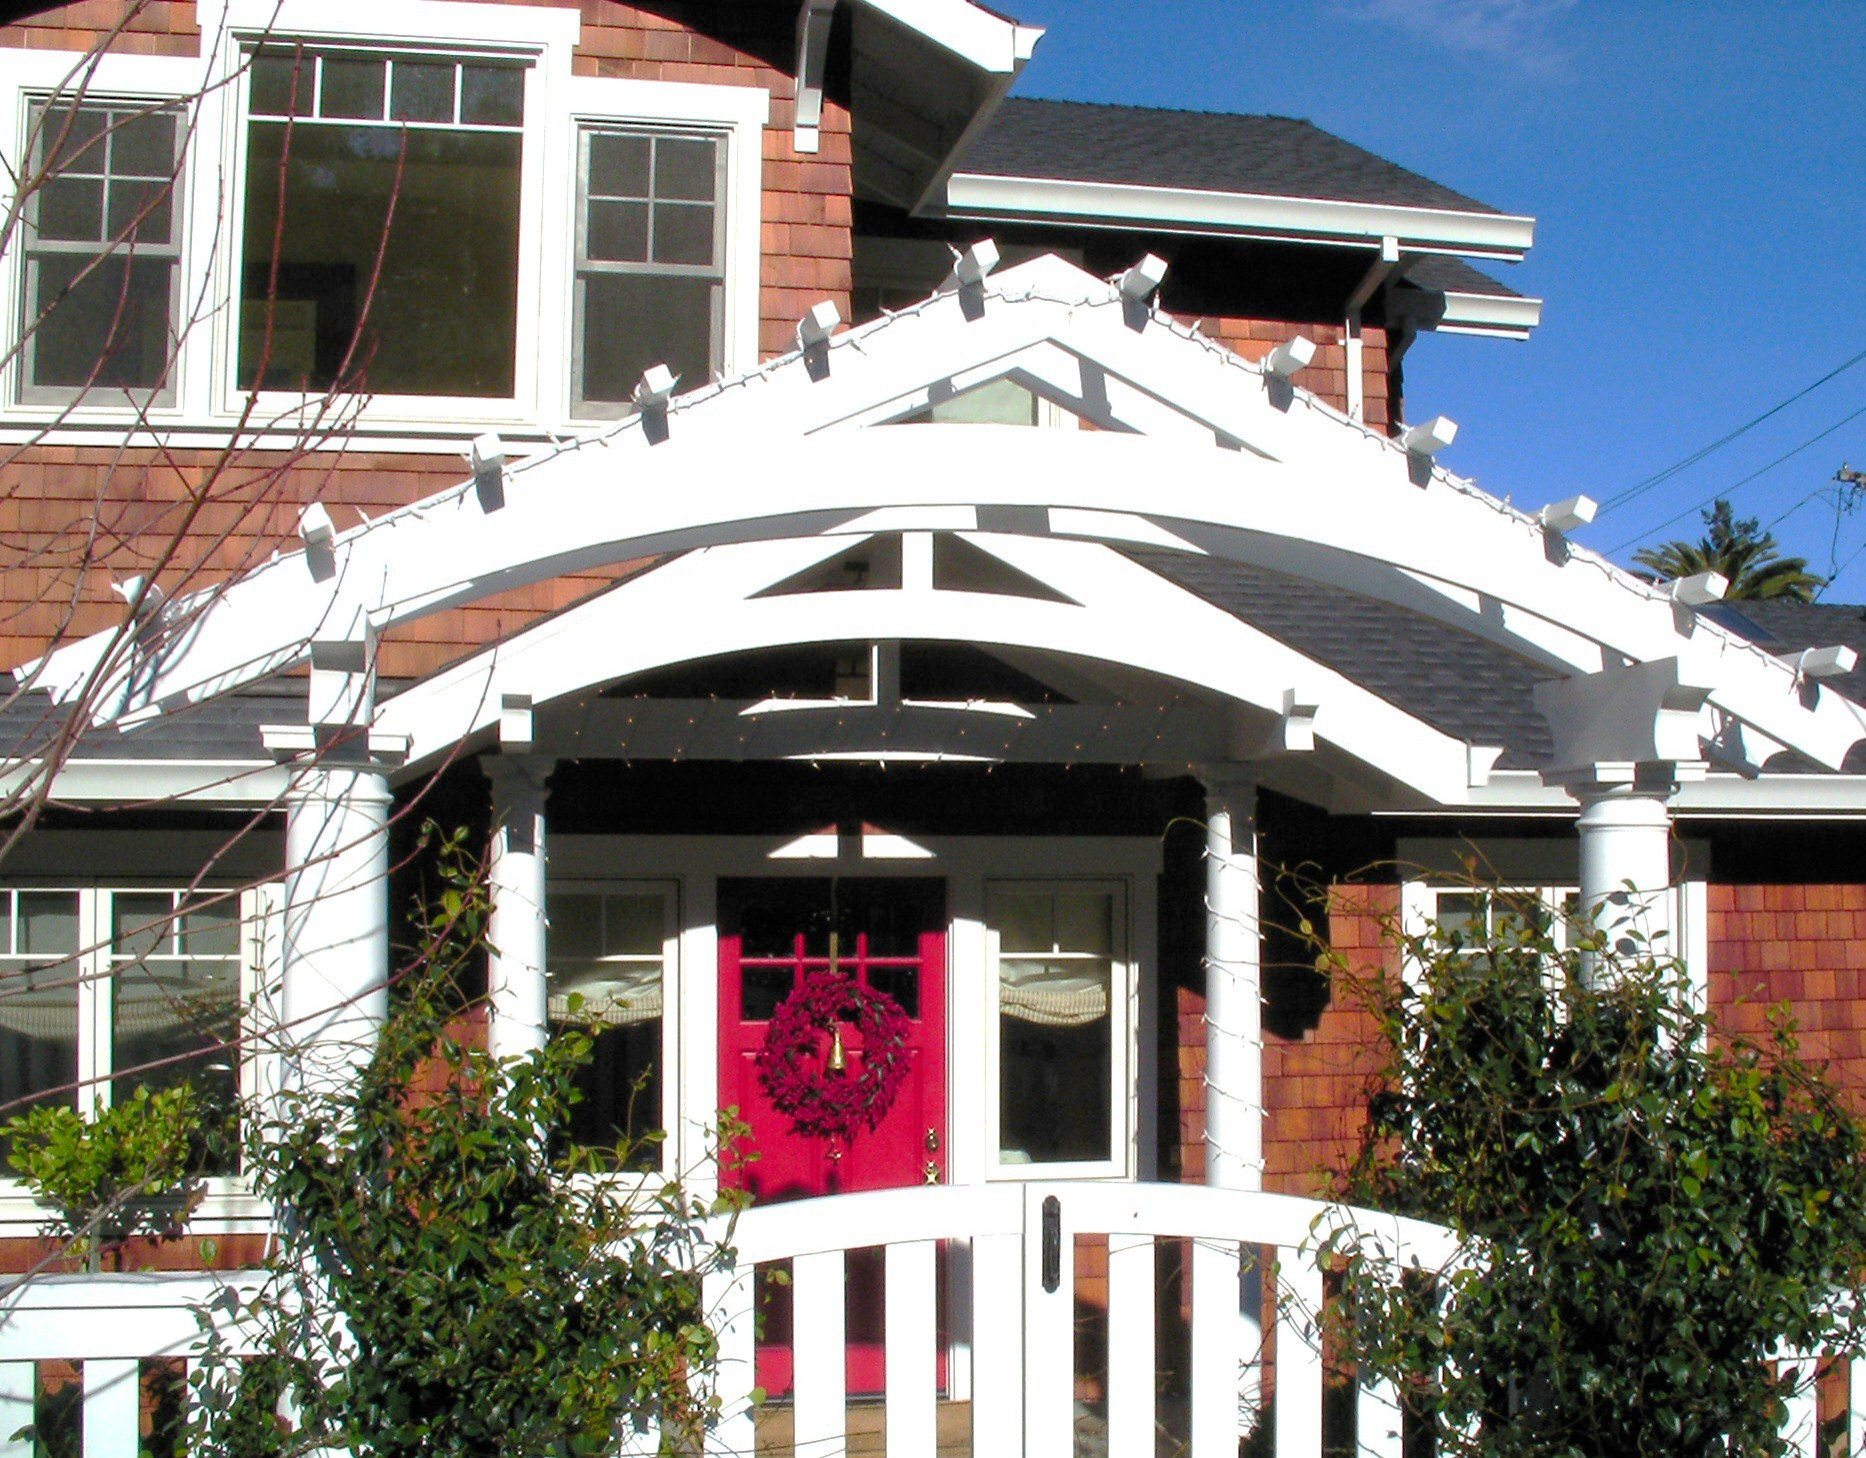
(853, 0, 1041, 73)
(984, 878, 1135, 1182)
(940, 172, 1535, 261)
(1433, 289, 1544, 338)
(0, 759, 291, 806)
(1427, 769, 1866, 818)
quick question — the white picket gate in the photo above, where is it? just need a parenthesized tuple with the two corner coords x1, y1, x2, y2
(0, 1184, 1861, 1458)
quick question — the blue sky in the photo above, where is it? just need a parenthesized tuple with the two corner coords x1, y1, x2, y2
(998, 1, 1866, 598)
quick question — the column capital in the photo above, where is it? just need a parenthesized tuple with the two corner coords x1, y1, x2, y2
(482, 752, 557, 803)
(1194, 762, 1258, 802)
(1546, 758, 1707, 802)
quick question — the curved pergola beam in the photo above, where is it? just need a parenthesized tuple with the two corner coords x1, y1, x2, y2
(371, 535, 1487, 804)
(27, 256, 1864, 769)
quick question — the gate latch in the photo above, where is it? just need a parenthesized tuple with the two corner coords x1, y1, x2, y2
(1041, 1195, 1061, 1293)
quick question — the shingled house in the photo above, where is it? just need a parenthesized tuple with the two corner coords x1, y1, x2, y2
(1, 2, 1864, 1453)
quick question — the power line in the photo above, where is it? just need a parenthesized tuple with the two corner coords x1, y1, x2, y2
(1595, 343, 1866, 517)
(1604, 399, 1866, 556)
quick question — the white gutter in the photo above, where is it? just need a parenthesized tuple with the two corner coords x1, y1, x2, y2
(940, 171, 1536, 261)
(1432, 289, 1544, 339)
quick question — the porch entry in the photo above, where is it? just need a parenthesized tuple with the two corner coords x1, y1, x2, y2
(718, 877, 949, 1396)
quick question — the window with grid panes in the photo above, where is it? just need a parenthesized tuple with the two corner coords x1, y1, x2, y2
(239, 48, 525, 396)
(1428, 885, 1579, 995)
(20, 99, 183, 402)
(573, 127, 724, 415)
(0, 888, 241, 1169)
(988, 883, 1126, 1170)
(545, 885, 671, 1170)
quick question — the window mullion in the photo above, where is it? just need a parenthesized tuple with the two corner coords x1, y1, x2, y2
(79, 888, 107, 1114)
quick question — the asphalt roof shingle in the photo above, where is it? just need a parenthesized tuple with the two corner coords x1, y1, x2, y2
(957, 97, 1504, 215)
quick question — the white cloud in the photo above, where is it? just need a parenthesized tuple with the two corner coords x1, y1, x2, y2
(1331, 0, 1580, 74)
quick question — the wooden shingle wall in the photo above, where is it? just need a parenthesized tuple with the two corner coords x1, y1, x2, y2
(0, 0, 847, 679)
(1709, 884, 1866, 1100)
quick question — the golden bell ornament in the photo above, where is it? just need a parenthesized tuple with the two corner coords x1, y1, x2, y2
(826, 1025, 847, 1075)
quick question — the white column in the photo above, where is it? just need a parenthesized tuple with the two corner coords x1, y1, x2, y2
(1569, 767, 1678, 975)
(282, 764, 392, 1087)
(486, 755, 554, 1062)
(1201, 771, 1263, 1191)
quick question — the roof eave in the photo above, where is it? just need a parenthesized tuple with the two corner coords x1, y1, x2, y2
(937, 171, 1536, 262)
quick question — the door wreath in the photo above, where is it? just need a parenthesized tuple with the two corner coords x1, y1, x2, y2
(755, 971, 913, 1144)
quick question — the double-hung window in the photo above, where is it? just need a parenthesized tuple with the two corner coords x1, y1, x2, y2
(0, 887, 244, 1170)
(19, 99, 183, 403)
(987, 881, 1131, 1176)
(573, 127, 724, 416)
(238, 47, 526, 398)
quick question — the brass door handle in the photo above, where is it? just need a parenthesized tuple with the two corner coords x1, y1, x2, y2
(923, 1160, 941, 1184)
(925, 1128, 940, 1153)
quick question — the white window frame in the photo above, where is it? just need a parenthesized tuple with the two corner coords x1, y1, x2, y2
(544, 876, 680, 1179)
(0, 881, 276, 1216)
(0, 49, 206, 421)
(0, 0, 767, 442)
(983, 877, 1134, 1182)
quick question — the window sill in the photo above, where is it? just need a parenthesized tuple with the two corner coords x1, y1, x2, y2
(0, 1179, 273, 1240)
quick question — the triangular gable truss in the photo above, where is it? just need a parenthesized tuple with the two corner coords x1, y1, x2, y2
(25, 255, 1866, 776)
(371, 531, 1488, 808)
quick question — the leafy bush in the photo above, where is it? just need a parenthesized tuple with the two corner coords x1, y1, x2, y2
(192, 825, 736, 1458)
(1332, 899, 1866, 1457)
(5, 1084, 209, 1269)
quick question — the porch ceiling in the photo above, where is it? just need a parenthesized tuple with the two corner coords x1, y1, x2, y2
(25, 254, 1866, 787)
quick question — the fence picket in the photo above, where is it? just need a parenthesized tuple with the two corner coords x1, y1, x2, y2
(1190, 1236, 1243, 1458)
(884, 1240, 937, 1458)
(1276, 1253, 1324, 1458)
(1106, 1232, 1156, 1458)
(1356, 1373, 1403, 1458)
(81, 1358, 137, 1458)
(793, 1250, 848, 1458)
(701, 1262, 755, 1458)
(971, 1232, 1023, 1452)
(1779, 1352, 1819, 1458)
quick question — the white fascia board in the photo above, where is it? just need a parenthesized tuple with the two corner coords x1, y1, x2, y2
(0, 758, 290, 806)
(940, 172, 1535, 261)
(1421, 769, 1866, 819)
(854, 0, 1042, 71)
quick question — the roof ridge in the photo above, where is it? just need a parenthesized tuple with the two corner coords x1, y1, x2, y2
(1002, 93, 1317, 128)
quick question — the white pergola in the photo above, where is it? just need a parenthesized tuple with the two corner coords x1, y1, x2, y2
(26, 254, 1866, 1189)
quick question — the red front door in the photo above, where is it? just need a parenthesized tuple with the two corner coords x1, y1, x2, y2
(718, 877, 947, 1395)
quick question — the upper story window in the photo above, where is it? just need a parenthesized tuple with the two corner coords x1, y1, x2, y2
(575, 127, 724, 416)
(0, 886, 245, 1172)
(0, 1, 767, 435)
(239, 48, 526, 398)
(20, 99, 182, 404)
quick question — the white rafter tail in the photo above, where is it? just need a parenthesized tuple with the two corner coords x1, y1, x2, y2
(797, 299, 842, 351)
(470, 432, 508, 511)
(1670, 571, 1728, 607)
(1262, 335, 1317, 380)
(1538, 494, 1597, 535)
(1117, 253, 1168, 303)
(298, 502, 335, 550)
(634, 363, 679, 411)
(1276, 687, 1319, 753)
(1467, 744, 1504, 788)
(1400, 415, 1457, 458)
(1795, 645, 1858, 680)
(945, 238, 1001, 292)
(499, 691, 535, 751)
(110, 575, 166, 624)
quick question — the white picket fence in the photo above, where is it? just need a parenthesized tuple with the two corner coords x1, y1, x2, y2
(0, 1183, 1860, 1457)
